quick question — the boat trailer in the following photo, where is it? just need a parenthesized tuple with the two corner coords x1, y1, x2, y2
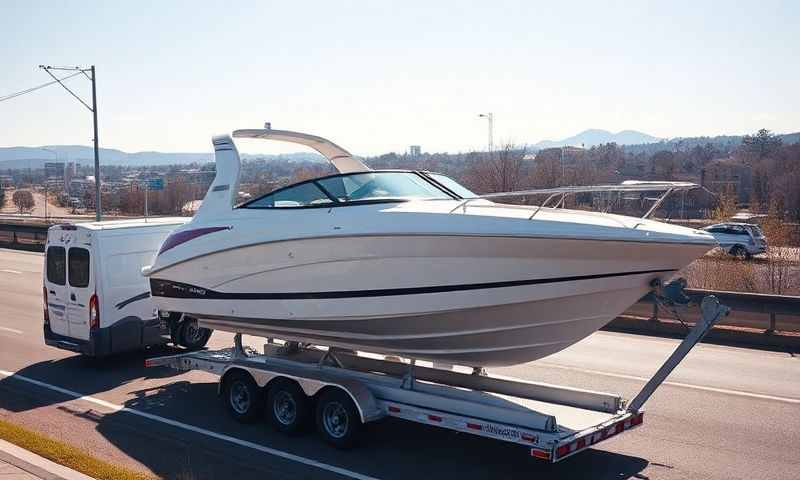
(145, 295, 729, 461)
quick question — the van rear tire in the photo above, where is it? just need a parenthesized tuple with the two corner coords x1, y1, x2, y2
(177, 317, 212, 350)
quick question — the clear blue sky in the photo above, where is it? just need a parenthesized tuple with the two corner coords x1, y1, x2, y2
(1, 0, 798, 156)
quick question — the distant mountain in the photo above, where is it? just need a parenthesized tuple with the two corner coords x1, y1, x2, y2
(0, 145, 324, 170)
(533, 129, 661, 149)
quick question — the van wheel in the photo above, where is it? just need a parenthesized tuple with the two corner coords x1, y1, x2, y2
(222, 371, 262, 423)
(266, 378, 311, 434)
(315, 388, 361, 449)
(178, 318, 212, 350)
(730, 245, 750, 260)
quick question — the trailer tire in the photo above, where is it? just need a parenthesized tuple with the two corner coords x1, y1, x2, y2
(222, 371, 262, 423)
(266, 378, 311, 434)
(315, 388, 361, 449)
(177, 317, 212, 350)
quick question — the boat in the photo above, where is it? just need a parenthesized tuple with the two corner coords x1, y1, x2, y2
(142, 125, 717, 367)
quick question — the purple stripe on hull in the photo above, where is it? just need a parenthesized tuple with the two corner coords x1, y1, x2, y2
(158, 226, 230, 254)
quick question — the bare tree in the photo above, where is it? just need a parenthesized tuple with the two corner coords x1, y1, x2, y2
(12, 189, 34, 213)
(465, 144, 529, 193)
(651, 151, 677, 179)
(291, 165, 332, 183)
(531, 149, 562, 188)
(712, 184, 736, 221)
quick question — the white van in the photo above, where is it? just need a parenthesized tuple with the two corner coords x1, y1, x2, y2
(43, 218, 211, 356)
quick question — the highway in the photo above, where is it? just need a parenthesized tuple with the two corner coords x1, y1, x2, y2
(0, 248, 798, 479)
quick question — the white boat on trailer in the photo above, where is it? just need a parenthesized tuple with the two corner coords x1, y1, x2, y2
(146, 295, 729, 461)
(143, 125, 717, 368)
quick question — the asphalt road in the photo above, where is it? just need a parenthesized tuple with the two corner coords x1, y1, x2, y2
(0, 248, 798, 479)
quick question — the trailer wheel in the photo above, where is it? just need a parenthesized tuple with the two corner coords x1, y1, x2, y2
(222, 371, 262, 423)
(178, 317, 212, 350)
(315, 388, 361, 449)
(266, 378, 311, 434)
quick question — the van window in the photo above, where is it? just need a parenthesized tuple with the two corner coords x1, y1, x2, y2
(46, 246, 66, 285)
(68, 248, 90, 288)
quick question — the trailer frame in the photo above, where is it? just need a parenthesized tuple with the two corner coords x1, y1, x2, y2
(145, 295, 728, 462)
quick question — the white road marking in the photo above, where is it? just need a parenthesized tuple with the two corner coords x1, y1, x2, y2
(535, 362, 800, 404)
(0, 326, 23, 335)
(0, 369, 381, 480)
(0, 269, 22, 274)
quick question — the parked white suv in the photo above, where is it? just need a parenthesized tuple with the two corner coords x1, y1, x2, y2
(701, 223, 767, 259)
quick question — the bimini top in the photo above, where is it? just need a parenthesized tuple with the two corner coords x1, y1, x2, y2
(233, 128, 371, 174)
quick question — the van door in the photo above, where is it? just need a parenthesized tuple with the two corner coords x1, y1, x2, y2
(44, 245, 69, 336)
(66, 247, 93, 341)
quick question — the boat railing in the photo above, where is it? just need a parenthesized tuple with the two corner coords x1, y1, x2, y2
(448, 181, 707, 223)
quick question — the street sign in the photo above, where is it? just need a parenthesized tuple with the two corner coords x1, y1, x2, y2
(147, 178, 164, 191)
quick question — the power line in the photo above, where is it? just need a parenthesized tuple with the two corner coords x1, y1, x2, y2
(40, 66, 93, 112)
(0, 71, 83, 104)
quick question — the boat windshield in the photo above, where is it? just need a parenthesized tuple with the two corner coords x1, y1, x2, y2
(242, 171, 468, 209)
(317, 172, 448, 202)
(425, 172, 477, 198)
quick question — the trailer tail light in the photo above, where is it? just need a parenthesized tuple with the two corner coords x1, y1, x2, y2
(89, 293, 99, 329)
(552, 412, 645, 461)
(530, 448, 550, 460)
(43, 286, 49, 325)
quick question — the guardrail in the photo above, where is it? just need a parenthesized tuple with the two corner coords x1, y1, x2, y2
(0, 222, 49, 251)
(0, 214, 138, 224)
(627, 288, 800, 334)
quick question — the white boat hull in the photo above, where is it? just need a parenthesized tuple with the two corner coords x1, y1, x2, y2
(150, 235, 709, 366)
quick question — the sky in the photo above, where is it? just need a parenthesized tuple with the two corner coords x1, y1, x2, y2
(1, 0, 798, 156)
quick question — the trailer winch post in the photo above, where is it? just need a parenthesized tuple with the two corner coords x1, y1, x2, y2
(627, 295, 729, 413)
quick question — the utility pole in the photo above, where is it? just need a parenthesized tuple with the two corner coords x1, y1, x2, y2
(39, 65, 102, 221)
(41, 147, 58, 220)
(478, 113, 493, 153)
(90, 66, 101, 221)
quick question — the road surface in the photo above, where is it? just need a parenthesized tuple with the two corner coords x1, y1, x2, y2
(0, 248, 797, 479)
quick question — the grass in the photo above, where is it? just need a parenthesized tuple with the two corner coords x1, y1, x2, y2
(0, 418, 157, 480)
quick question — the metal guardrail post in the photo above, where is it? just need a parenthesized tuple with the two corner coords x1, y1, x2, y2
(767, 313, 777, 334)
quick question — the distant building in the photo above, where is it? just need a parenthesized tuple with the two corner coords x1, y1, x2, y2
(64, 162, 76, 187)
(68, 177, 94, 198)
(44, 162, 65, 179)
(409, 145, 422, 157)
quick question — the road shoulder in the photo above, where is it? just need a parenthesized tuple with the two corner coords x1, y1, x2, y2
(0, 438, 93, 480)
